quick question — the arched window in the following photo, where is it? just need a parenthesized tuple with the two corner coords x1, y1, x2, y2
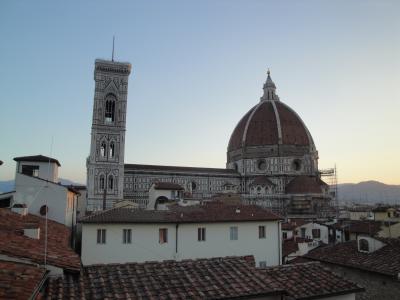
(99, 175, 105, 190)
(292, 159, 302, 171)
(109, 142, 115, 158)
(108, 176, 114, 190)
(257, 159, 267, 171)
(100, 141, 107, 158)
(359, 238, 369, 252)
(105, 95, 116, 123)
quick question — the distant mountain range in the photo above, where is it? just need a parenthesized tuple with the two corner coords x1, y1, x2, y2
(337, 181, 400, 205)
(1, 179, 399, 205)
(0, 178, 83, 193)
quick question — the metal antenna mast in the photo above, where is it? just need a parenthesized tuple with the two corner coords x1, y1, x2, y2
(112, 36, 115, 62)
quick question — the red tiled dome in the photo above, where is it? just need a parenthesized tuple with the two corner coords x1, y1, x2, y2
(227, 101, 312, 152)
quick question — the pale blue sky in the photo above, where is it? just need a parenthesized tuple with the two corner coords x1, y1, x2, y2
(0, 1, 399, 184)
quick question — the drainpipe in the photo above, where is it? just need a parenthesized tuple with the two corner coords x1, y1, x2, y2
(278, 220, 282, 265)
(175, 223, 179, 258)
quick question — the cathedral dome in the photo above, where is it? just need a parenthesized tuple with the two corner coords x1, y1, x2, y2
(227, 71, 316, 163)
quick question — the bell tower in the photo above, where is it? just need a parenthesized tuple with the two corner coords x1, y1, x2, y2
(86, 59, 132, 210)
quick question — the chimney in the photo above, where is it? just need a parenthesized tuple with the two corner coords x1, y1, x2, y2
(11, 203, 28, 216)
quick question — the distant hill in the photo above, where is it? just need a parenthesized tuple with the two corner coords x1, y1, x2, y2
(338, 181, 400, 205)
(0, 178, 83, 193)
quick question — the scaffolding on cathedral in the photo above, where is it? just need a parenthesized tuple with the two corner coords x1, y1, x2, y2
(319, 166, 339, 218)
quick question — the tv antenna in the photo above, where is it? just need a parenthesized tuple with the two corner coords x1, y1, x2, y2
(112, 36, 115, 62)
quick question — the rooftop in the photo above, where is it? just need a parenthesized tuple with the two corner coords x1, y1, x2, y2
(282, 238, 314, 257)
(0, 208, 81, 272)
(333, 220, 383, 235)
(260, 261, 364, 300)
(305, 238, 400, 277)
(124, 163, 239, 175)
(0, 260, 48, 300)
(45, 256, 284, 299)
(153, 181, 184, 190)
(13, 154, 61, 167)
(285, 176, 328, 194)
(282, 219, 310, 230)
(80, 202, 282, 224)
(45, 256, 363, 300)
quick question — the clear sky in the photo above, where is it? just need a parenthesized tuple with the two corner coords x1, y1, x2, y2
(0, 0, 399, 185)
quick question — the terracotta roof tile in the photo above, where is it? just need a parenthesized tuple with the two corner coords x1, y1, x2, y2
(286, 176, 328, 194)
(283, 239, 299, 257)
(245, 101, 279, 147)
(45, 257, 363, 300)
(305, 238, 400, 277)
(283, 238, 314, 257)
(275, 102, 310, 146)
(227, 106, 254, 151)
(80, 202, 282, 224)
(333, 220, 383, 235)
(45, 256, 285, 299)
(124, 164, 239, 175)
(154, 182, 184, 190)
(0, 208, 81, 272)
(228, 100, 313, 152)
(260, 261, 364, 300)
(0, 260, 47, 300)
(282, 219, 309, 230)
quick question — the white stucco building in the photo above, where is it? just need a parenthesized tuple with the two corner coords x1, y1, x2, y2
(0, 155, 80, 227)
(80, 202, 282, 267)
(294, 221, 329, 245)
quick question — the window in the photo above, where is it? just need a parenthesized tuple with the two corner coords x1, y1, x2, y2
(300, 228, 306, 238)
(159, 228, 168, 243)
(198, 227, 206, 241)
(257, 159, 267, 171)
(283, 232, 288, 239)
(123, 229, 131, 244)
(99, 175, 105, 190)
(39, 205, 48, 216)
(100, 141, 106, 158)
(97, 229, 106, 244)
(191, 181, 197, 191)
(259, 261, 267, 268)
(359, 238, 369, 252)
(21, 165, 39, 177)
(312, 229, 321, 238)
(292, 159, 302, 171)
(109, 142, 115, 158)
(108, 176, 114, 190)
(259, 225, 266, 239)
(230, 226, 238, 240)
(105, 97, 116, 123)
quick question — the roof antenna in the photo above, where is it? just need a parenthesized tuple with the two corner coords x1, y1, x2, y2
(112, 36, 115, 62)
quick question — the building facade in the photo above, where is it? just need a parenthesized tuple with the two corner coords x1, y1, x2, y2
(0, 155, 79, 227)
(87, 59, 333, 218)
(80, 203, 282, 266)
(86, 59, 131, 210)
